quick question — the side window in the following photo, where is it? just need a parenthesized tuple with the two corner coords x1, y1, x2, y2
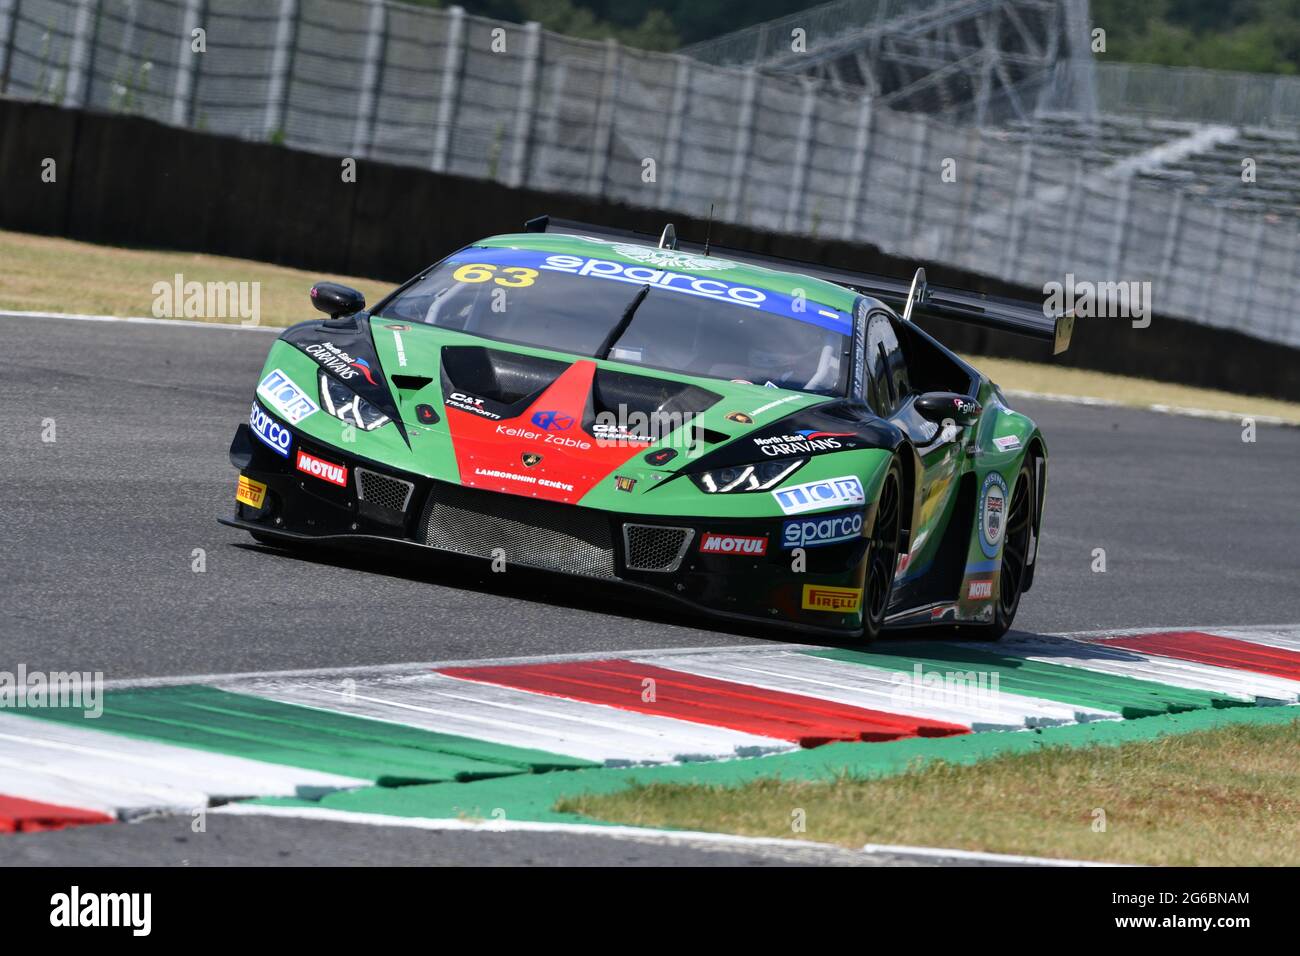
(864, 311, 909, 415)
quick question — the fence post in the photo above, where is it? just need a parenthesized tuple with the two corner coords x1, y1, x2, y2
(1059, 158, 1088, 272)
(1157, 189, 1184, 290)
(351, 0, 388, 158)
(1001, 141, 1034, 277)
(1105, 174, 1131, 279)
(430, 5, 465, 172)
(65, 0, 100, 108)
(840, 95, 873, 241)
(171, 0, 207, 126)
(659, 54, 691, 210)
(1235, 216, 1266, 335)
(1276, 227, 1300, 344)
(585, 37, 619, 197)
(899, 118, 929, 243)
(263, 0, 298, 140)
(0, 0, 20, 96)
(783, 77, 817, 234)
(506, 20, 540, 188)
(726, 68, 758, 222)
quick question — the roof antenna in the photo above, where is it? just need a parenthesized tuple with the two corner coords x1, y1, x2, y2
(702, 203, 714, 257)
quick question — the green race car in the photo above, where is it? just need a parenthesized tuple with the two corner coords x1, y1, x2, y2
(222, 217, 1072, 642)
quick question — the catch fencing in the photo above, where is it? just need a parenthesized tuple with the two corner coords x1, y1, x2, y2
(1, 0, 1296, 346)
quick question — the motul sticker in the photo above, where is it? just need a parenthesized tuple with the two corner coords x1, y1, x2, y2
(295, 449, 348, 487)
(993, 435, 1021, 452)
(968, 579, 994, 600)
(235, 474, 267, 508)
(699, 533, 768, 556)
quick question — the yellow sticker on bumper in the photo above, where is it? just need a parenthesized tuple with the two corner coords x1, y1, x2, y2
(802, 584, 862, 613)
(235, 474, 267, 508)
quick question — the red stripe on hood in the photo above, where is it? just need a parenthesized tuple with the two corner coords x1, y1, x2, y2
(446, 359, 648, 504)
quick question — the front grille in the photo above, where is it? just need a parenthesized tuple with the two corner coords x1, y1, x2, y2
(420, 483, 616, 578)
(623, 524, 694, 572)
(356, 468, 414, 513)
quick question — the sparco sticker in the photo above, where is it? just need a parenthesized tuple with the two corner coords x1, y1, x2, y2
(979, 470, 1009, 558)
(249, 402, 292, 457)
(781, 510, 863, 549)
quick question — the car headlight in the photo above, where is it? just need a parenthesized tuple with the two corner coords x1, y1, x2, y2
(318, 373, 391, 431)
(690, 458, 806, 493)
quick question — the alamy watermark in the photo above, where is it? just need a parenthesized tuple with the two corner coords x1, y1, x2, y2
(1043, 274, 1152, 329)
(152, 273, 261, 326)
(0, 665, 104, 718)
(890, 665, 1001, 709)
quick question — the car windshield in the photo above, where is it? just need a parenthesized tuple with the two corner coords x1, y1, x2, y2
(374, 246, 852, 395)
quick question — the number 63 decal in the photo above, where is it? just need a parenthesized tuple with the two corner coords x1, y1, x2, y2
(452, 263, 538, 287)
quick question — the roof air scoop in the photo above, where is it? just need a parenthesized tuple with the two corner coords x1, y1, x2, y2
(658, 223, 677, 250)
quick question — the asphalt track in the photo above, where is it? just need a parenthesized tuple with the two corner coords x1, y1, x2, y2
(3, 312, 1298, 865)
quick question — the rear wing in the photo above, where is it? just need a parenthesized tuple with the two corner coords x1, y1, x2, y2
(525, 216, 1073, 355)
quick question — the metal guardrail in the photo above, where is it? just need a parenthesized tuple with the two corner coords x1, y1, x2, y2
(1, 0, 1297, 348)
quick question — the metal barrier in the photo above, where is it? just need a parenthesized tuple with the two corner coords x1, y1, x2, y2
(1, 0, 1297, 347)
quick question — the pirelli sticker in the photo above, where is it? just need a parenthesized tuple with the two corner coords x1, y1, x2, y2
(802, 584, 862, 613)
(236, 474, 267, 508)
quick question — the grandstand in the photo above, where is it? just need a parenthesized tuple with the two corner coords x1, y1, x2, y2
(682, 0, 1095, 124)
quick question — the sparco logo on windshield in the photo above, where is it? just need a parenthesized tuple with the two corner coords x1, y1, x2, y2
(753, 429, 854, 457)
(540, 254, 767, 308)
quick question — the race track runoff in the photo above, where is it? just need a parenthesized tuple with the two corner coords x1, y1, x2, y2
(3, 312, 1297, 679)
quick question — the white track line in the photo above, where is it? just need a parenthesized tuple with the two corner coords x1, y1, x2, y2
(1002, 387, 1294, 427)
(214, 803, 1117, 866)
(0, 309, 279, 332)
(859, 842, 1121, 867)
(5, 310, 1290, 425)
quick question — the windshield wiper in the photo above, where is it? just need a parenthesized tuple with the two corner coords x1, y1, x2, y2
(594, 284, 651, 360)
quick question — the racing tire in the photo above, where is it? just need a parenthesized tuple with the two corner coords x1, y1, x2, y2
(964, 460, 1034, 642)
(860, 458, 904, 644)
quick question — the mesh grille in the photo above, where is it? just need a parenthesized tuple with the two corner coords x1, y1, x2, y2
(420, 484, 616, 578)
(623, 524, 693, 573)
(356, 468, 414, 513)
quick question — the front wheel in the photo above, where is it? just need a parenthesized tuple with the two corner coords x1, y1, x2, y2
(861, 458, 904, 643)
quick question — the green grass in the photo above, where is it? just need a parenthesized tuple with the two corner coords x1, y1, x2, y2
(0, 229, 391, 327)
(557, 718, 1300, 865)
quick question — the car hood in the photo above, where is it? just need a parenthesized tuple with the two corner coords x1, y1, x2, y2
(273, 315, 896, 512)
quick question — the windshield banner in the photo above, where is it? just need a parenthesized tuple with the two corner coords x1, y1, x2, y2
(447, 247, 852, 335)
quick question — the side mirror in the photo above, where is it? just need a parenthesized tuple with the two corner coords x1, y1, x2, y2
(310, 282, 365, 319)
(914, 391, 982, 426)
